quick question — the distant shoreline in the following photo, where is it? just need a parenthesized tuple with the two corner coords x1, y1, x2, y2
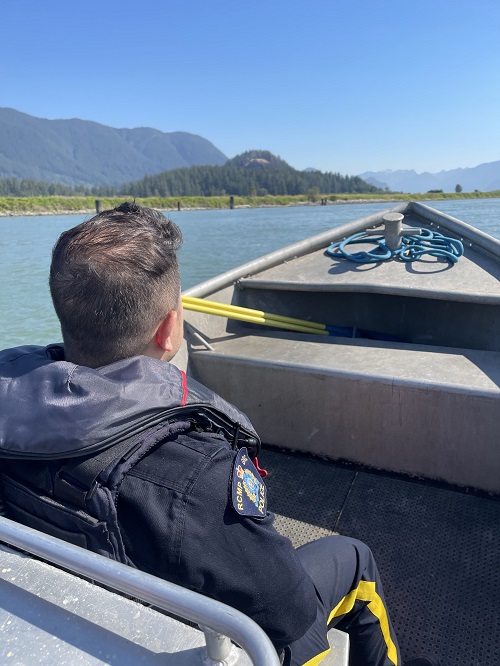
(0, 199, 397, 218)
(1, 192, 499, 218)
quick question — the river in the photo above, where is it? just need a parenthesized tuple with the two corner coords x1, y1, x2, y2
(1, 198, 499, 350)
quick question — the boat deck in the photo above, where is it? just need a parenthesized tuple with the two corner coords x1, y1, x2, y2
(262, 447, 500, 665)
(238, 208, 500, 304)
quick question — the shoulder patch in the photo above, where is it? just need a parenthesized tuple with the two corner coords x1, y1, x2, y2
(231, 447, 267, 519)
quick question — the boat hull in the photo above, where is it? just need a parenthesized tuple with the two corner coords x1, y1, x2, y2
(179, 202, 500, 493)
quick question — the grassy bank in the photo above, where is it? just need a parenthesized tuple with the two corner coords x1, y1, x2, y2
(0, 191, 499, 217)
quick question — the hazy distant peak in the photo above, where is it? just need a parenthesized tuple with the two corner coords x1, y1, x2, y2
(358, 161, 500, 193)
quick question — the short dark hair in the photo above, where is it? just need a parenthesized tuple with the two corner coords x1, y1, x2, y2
(49, 202, 183, 367)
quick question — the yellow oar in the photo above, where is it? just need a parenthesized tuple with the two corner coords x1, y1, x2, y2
(182, 297, 328, 336)
(183, 296, 327, 331)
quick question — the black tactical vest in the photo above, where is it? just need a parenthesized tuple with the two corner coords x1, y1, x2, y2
(0, 405, 260, 565)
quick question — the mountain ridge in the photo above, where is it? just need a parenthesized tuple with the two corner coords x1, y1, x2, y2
(2, 108, 497, 193)
(0, 108, 227, 187)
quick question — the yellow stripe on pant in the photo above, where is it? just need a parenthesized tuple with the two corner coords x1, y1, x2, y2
(327, 580, 398, 665)
(302, 647, 332, 666)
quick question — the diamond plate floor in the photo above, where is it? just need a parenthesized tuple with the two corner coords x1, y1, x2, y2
(262, 448, 500, 666)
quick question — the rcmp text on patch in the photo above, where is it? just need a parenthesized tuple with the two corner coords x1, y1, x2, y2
(231, 447, 267, 518)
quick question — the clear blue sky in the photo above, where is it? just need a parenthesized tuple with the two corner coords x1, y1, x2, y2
(2, 0, 499, 175)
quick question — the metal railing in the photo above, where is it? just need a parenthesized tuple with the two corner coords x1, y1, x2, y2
(0, 516, 280, 665)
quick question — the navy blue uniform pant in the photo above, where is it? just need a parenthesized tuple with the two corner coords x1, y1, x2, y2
(285, 536, 401, 666)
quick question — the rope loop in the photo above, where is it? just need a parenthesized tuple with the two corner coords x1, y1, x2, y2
(326, 229, 464, 265)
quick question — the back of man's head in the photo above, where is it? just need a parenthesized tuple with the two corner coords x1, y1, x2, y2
(49, 202, 183, 368)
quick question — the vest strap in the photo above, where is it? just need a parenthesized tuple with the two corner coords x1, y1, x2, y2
(54, 428, 152, 509)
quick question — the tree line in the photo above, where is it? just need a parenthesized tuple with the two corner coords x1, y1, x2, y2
(0, 152, 382, 198)
(119, 165, 381, 198)
(0, 178, 92, 197)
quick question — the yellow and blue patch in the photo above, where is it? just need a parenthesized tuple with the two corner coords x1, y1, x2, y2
(231, 447, 267, 519)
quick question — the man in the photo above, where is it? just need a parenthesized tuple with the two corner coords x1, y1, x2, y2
(0, 203, 438, 666)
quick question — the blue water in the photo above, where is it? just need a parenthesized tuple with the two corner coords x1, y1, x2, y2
(1, 199, 499, 349)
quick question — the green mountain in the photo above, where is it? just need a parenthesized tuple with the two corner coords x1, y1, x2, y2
(120, 150, 381, 197)
(0, 108, 228, 187)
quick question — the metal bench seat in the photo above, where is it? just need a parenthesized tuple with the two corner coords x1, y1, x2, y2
(186, 331, 500, 492)
(0, 516, 348, 665)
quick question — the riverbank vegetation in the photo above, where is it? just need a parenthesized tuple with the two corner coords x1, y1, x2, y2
(1, 190, 499, 217)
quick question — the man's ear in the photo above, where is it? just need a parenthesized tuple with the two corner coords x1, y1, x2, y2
(154, 310, 178, 352)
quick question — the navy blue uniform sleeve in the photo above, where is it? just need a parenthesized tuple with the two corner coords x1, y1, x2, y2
(117, 430, 317, 651)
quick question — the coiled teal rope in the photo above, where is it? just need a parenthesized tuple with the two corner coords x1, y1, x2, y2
(326, 228, 464, 264)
